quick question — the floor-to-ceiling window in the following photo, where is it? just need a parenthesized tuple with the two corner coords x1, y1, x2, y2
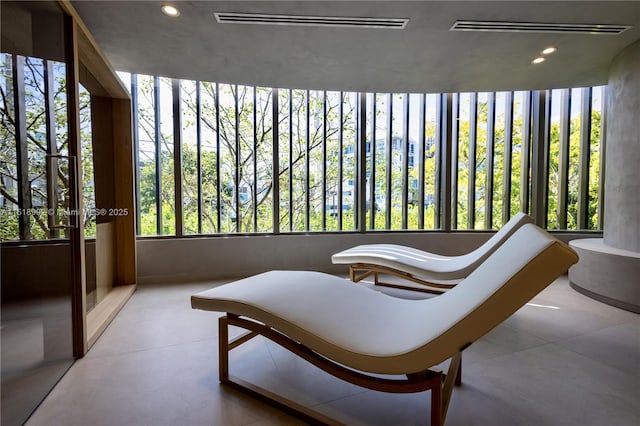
(118, 71, 606, 237)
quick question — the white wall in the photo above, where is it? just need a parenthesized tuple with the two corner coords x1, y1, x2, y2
(136, 231, 594, 284)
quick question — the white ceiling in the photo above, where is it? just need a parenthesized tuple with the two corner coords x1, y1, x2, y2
(72, 1, 640, 93)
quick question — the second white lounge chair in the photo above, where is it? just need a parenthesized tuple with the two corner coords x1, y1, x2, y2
(332, 212, 533, 293)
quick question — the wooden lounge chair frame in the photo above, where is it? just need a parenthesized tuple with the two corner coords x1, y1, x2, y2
(349, 263, 457, 294)
(219, 313, 462, 426)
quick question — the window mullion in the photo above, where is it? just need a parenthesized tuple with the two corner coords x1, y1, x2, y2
(468, 93, 478, 229)
(451, 93, 460, 229)
(130, 74, 141, 235)
(502, 91, 514, 225)
(338, 92, 344, 231)
(370, 94, 377, 230)
(234, 85, 240, 232)
(597, 87, 607, 230)
(577, 87, 592, 230)
(385, 93, 392, 229)
(253, 86, 258, 232)
(541, 90, 552, 230)
(272, 88, 280, 234)
(196, 81, 203, 234)
(215, 83, 221, 232)
(172, 79, 183, 236)
(44, 60, 59, 238)
(288, 90, 293, 231)
(357, 92, 367, 233)
(153, 76, 162, 234)
(434, 94, 443, 230)
(418, 93, 426, 229)
(402, 93, 409, 229)
(305, 90, 310, 231)
(485, 92, 496, 229)
(530, 90, 548, 227)
(322, 91, 327, 231)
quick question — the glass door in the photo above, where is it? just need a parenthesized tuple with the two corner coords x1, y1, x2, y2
(1, 2, 81, 425)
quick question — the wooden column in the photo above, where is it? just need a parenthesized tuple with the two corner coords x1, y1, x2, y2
(113, 98, 137, 285)
(64, 13, 87, 357)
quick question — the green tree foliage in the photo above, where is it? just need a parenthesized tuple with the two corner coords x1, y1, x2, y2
(454, 93, 524, 230)
(142, 85, 360, 234)
(547, 101, 602, 230)
(130, 80, 605, 235)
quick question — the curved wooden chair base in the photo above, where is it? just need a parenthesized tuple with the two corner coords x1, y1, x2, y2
(219, 314, 462, 426)
(349, 264, 459, 294)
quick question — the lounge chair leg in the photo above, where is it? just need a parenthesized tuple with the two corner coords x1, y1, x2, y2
(439, 352, 462, 425)
(430, 373, 442, 426)
(455, 359, 462, 386)
(219, 315, 229, 383)
(349, 266, 374, 283)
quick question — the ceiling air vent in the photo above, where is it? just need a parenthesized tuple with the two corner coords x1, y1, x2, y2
(214, 12, 409, 29)
(450, 20, 631, 35)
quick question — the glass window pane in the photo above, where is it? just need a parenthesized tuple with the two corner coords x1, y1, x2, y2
(456, 92, 472, 229)
(0, 54, 19, 240)
(474, 92, 488, 229)
(79, 83, 95, 237)
(180, 79, 198, 235)
(308, 90, 324, 232)
(589, 86, 604, 230)
(158, 77, 174, 235)
(198, 81, 219, 233)
(390, 93, 403, 230)
(424, 93, 439, 230)
(341, 92, 357, 231)
(325, 91, 340, 231)
(136, 74, 157, 235)
(492, 92, 506, 229)
(255, 87, 273, 233)
(510, 91, 525, 219)
(373, 93, 387, 230)
(218, 83, 236, 232)
(24, 57, 48, 239)
(236, 85, 254, 233)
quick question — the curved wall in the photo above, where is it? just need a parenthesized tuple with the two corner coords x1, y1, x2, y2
(570, 39, 640, 313)
(604, 39, 640, 252)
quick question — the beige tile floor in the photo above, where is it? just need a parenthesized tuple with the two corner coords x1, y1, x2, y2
(26, 276, 639, 426)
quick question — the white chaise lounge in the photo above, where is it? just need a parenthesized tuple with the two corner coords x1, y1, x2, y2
(191, 223, 578, 425)
(331, 212, 534, 293)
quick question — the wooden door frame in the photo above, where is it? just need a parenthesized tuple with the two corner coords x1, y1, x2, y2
(59, 0, 137, 357)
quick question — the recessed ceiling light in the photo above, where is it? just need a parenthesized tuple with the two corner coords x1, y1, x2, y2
(161, 5, 180, 17)
(542, 46, 557, 55)
(532, 57, 545, 64)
